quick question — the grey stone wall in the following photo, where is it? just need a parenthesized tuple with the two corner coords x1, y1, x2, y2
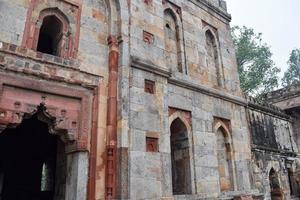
(247, 99, 300, 199)
(126, 0, 253, 199)
(0, 0, 28, 45)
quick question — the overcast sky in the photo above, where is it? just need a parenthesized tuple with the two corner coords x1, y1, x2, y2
(226, 0, 300, 78)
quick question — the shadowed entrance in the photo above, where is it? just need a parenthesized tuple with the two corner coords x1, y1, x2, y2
(269, 168, 283, 200)
(170, 118, 192, 195)
(0, 110, 66, 200)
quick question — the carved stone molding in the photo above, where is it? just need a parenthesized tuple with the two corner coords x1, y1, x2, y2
(0, 72, 94, 153)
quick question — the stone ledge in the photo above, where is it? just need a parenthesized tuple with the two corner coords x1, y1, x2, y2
(0, 41, 79, 70)
(247, 96, 291, 120)
(131, 56, 246, 106)
(131, 56, 172, 78)
(252, 145, 298, 157)
(266, 83, 300, 103)
(168, 77, 247, 106)
(0, 41, 101, 88)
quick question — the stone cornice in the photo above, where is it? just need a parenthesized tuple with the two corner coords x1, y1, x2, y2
(168, 78, 247, 106)
(252, 145, 297, 157)
(131, 56, 246, 106)
(131, 56, 172, 78)
(266, 84, 300, 103)
(246, 97, 292, 121)
(188, 0, 232, 22)
(247, 103, 292, 121)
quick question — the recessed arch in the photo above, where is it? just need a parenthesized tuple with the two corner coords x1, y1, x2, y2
(104, 0, 121, 36)
(216, 127, 234, 192)
(33, 8, 71, 58)
(204, 28, 222, 87)
(164, 8, 185, 73)
(170, 117, 192, 195)
(214, 119, 237, 192)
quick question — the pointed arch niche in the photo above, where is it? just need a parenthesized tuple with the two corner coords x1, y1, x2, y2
(169, 108, 196, 195)
(163, 1, 186, 74)
(214, 118, 236, 192)
(203, 23, 224, 87)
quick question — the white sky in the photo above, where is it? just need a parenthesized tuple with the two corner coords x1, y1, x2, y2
(225, 0, 300, 78)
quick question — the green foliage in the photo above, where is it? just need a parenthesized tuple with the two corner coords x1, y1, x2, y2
(282, 49, 300, 87)
(231, 26, 280, 96)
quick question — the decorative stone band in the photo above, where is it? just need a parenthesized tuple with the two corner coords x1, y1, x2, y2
(0, 41, 101, 88)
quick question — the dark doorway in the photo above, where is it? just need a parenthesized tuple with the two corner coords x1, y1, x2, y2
(170, 118, 192, 195)
(269, 168, 283, 200)
(37, 15, 63, 56)
(0, 113, 62, 200)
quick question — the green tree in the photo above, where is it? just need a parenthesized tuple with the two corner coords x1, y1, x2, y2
(231, 26, 280, 96)
(282, 49, 300, 87)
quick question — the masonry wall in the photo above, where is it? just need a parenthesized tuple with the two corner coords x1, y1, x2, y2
(0, 0, 115, 199)
(247, 100, 300, 199)
(126, 0, 253, 199)
(130, 0, 242, 96)
(3, 0, 299, 200)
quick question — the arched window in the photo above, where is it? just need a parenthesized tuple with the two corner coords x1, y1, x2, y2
(216, 127, 233, 192)
(164, 9, 183, 73)
(205, 30, 221, 86)
(32, 9, 71, 58)
(170, 118, 192, 195)
(37, 15, 63, 56)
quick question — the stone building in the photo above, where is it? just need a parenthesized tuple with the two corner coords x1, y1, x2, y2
(0, 0, 299, 200)
(247, 97, 300, 199)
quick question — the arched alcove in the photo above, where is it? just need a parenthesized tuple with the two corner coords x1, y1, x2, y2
(0, 110, 67, 200)
(216, 126, 234, 192)
(170, 118, 192, 195)
(205, 29, 221, 86)
(164, 9, 183, 73)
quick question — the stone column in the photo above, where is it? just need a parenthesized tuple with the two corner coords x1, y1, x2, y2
(105, 35, 119, 200)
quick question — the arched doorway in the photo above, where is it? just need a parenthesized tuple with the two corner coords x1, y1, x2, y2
(0, 109, 66, 200)
(170, 118, 192, 195)
(269, 168, 283, 200)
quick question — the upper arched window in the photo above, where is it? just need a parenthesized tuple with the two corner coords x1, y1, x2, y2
(37, 15, 63, 56)
(33, 9, 71, 58)
(205, 30, 221, 86)
(164, 9, 183, 73)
